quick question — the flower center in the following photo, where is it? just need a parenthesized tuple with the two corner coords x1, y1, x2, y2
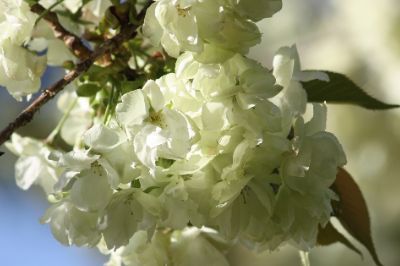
(176, 4, 191, 17)
(148, 110, 167, 128)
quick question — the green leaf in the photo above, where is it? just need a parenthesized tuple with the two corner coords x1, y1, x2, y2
(131, 179, 141, 188)
(156, 158, 175, 169)
(301, 71, 399, 110)
(77, 83, 102, 97)
(143, 186, 160, 193)
(332, 168, 383, 266)
(25, 0, 39, 5)
(121, 79, 145, 94)
(105, 7, 121, 29)
(317, 221, 362, 257)
(110, 0, 122, 6)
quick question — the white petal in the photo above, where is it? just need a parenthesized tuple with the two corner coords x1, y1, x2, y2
(70, 169, 113, 212)
(142, 80, 165, 112)
(83, 124, 123, 152)
(134, 125, 167, 171)
(116, 90, 149, 127)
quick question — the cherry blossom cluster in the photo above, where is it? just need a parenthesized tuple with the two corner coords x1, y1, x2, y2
(3, 1, 347, 265)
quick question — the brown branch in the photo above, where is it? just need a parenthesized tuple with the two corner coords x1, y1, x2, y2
(31, 4, 92, 60)
(0, 1, 153, 147)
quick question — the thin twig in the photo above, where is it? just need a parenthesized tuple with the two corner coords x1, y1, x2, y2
(0, 1, 153, 146)
(30, 3, 92, 60)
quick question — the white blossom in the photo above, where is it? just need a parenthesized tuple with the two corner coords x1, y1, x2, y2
(5, 134, 59, 194)
(0, 0, 46, 100)
(4, 0, 353, 262)
(142, 0, 264, 62)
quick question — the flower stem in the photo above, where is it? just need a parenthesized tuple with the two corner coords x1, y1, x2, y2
(45, 98, 77, 144)
(299, 251, 311, 266)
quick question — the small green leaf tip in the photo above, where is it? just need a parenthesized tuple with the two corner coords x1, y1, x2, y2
(302, 71, 399, 110)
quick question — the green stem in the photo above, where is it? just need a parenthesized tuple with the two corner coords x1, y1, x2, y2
(131, 53, 139, 70)
(299, 251, 311, 266)
(103, 85, 116, 125)
(46, 98, 77, 143)
(133, 49, 152, 59)
(35, 0, 64, 25)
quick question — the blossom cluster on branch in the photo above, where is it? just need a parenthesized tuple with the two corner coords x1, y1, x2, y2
(0, 0, 389, 265)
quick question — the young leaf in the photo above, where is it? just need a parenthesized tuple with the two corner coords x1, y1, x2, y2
(317, 221, 362, 257)
(332, 168, 383, 266)
(77, 83, 102, 97)
(301, 71, 399, 110)
(24, 0, 39, 5)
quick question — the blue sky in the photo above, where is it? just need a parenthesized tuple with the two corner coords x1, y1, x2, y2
(0, 179, 107, 266)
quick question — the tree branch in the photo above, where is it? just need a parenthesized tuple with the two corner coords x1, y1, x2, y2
(30, 3, 92, 60)
(0, 1, 153, 147)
